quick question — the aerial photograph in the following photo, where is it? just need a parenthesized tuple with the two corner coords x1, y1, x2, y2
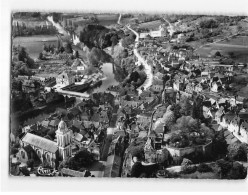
(9, 11, 248, 179)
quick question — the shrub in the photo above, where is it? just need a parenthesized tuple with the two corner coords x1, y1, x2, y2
(26, 159, 34, 168)
(182, 165, 197, 174)
(197, 163, 213, 173)
(181, 158, 193, 167)
(10, 148, 19, 155)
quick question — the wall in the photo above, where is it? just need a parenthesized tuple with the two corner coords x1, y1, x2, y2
(165, 140, 212, 158)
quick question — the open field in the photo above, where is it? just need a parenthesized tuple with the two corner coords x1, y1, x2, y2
(195, 40, 248, 63)
(95, 14, 119, 26)
(13, 35, 58, 59)
(138, 20, 164, 30)
(219, 36, 248, 46)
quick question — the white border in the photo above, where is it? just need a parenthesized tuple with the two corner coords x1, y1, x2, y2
(1, 0, 248, 192)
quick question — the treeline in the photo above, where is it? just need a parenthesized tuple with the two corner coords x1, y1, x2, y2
(12, 22, 57, 37)
(11, 46, 35, 77)
(79, 24, 123, 49)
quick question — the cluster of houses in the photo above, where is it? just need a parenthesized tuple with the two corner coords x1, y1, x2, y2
(11, 96, 116, 171)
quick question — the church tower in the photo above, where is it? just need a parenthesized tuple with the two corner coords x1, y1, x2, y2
(56, 119, 72, 161)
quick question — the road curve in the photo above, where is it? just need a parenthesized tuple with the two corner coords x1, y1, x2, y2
(127, 25, 153, 94)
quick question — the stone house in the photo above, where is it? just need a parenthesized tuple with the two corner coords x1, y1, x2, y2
(56, 71, 75, 86)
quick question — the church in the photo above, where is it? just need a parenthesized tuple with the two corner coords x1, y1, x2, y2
(18, 119, 72, 168)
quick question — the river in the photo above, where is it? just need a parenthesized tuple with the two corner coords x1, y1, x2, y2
(11, 15, 122, 131)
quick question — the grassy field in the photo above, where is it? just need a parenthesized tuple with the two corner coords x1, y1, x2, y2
(138, 20, 163, 30)
(195, 41, 248, 63)
(95, 14, 119, 26)
(13, 35, 58, 59)
(219, 36, 248, 46)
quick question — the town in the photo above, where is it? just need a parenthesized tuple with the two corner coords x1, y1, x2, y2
(10, 12, 248, 179)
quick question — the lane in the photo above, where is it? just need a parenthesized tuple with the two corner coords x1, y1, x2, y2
(127, 25, 153, 94)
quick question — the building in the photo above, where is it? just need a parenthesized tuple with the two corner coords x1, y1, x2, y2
(56, 120, 73, 160)
(19, 119, 73, 168)
(56, 71, 75, 86)
(19, 133, 59, 168)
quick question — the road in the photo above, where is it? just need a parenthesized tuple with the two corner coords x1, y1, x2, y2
(100, 128, 115, 161)
(117, 13, 122, 25)
(127, 25, 153, 94)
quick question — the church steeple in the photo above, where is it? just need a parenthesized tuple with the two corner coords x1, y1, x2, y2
(56, 119, 72, 161)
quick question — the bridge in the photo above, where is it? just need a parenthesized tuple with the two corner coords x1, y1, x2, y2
(57, 89, 90, 101)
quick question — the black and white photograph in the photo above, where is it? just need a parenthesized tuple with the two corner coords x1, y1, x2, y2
(2, 0, 248, 192)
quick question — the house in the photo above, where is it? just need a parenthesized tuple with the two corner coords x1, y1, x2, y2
(150, 85, 164, 93)
(22, 80, 40, 94)
(56, 71, 75, 86)
(211, 81, 222, 92)
(228, 115, 240, 133)
(68, 107, 81, 120)
(49, 119, 60, 130)
(195, 83, 203, 93)
(239, 121, 248, 144)
(215, 107, 225, 123)
(203, 106, 213, 119)
(220, 112, 235, 128)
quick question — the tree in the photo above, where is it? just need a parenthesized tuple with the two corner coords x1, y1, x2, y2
(227, 162, 247, 179)
(26, 159, 34, 169)
(38, 52, 43, 60)
(63, 41, 73, 53)
(215, 51, 221, 57)
(179, 97, 192, 116)
(64, 150, 95, 170)
(75, 51, 79, 58)
(87, 47, 112, 67)
(162, 105, 176, 130)
(197, 163, 213, 173)
(216, 159, 232, 178)
(228, 142, 248, 162)
(11, 148, 19, 155)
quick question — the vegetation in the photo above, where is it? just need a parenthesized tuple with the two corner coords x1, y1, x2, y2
(227, 142, 248, 162)
(79, 24, 123, 49)
(197, 163, 213, 173)
(87, 47, 112, 66)
(62, 150, 95, 171)
(122, 32, 136, 48)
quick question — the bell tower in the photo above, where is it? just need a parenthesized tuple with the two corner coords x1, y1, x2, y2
(56, 119, 72, 160)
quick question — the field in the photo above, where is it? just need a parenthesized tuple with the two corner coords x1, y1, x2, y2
(95, 14, 119, 26)
(219, 36, 248, 46)
(195, 36, 248, 63)
(138, 20, 163, 30)
(13, 35, 58, 59)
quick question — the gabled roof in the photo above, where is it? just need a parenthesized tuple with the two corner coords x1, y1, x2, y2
(69, 107, 81, 116)
(41, 120, 50, 128)
(72, 119, 82, 129)
(49, 119, 60, 127)
(241, 121, 248, 131)
(21, 133, 58, 153)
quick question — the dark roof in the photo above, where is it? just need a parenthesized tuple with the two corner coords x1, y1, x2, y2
(23, 144, 34, 154)
(239, 112, 248, 120)
(69, 107, 81, 116)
